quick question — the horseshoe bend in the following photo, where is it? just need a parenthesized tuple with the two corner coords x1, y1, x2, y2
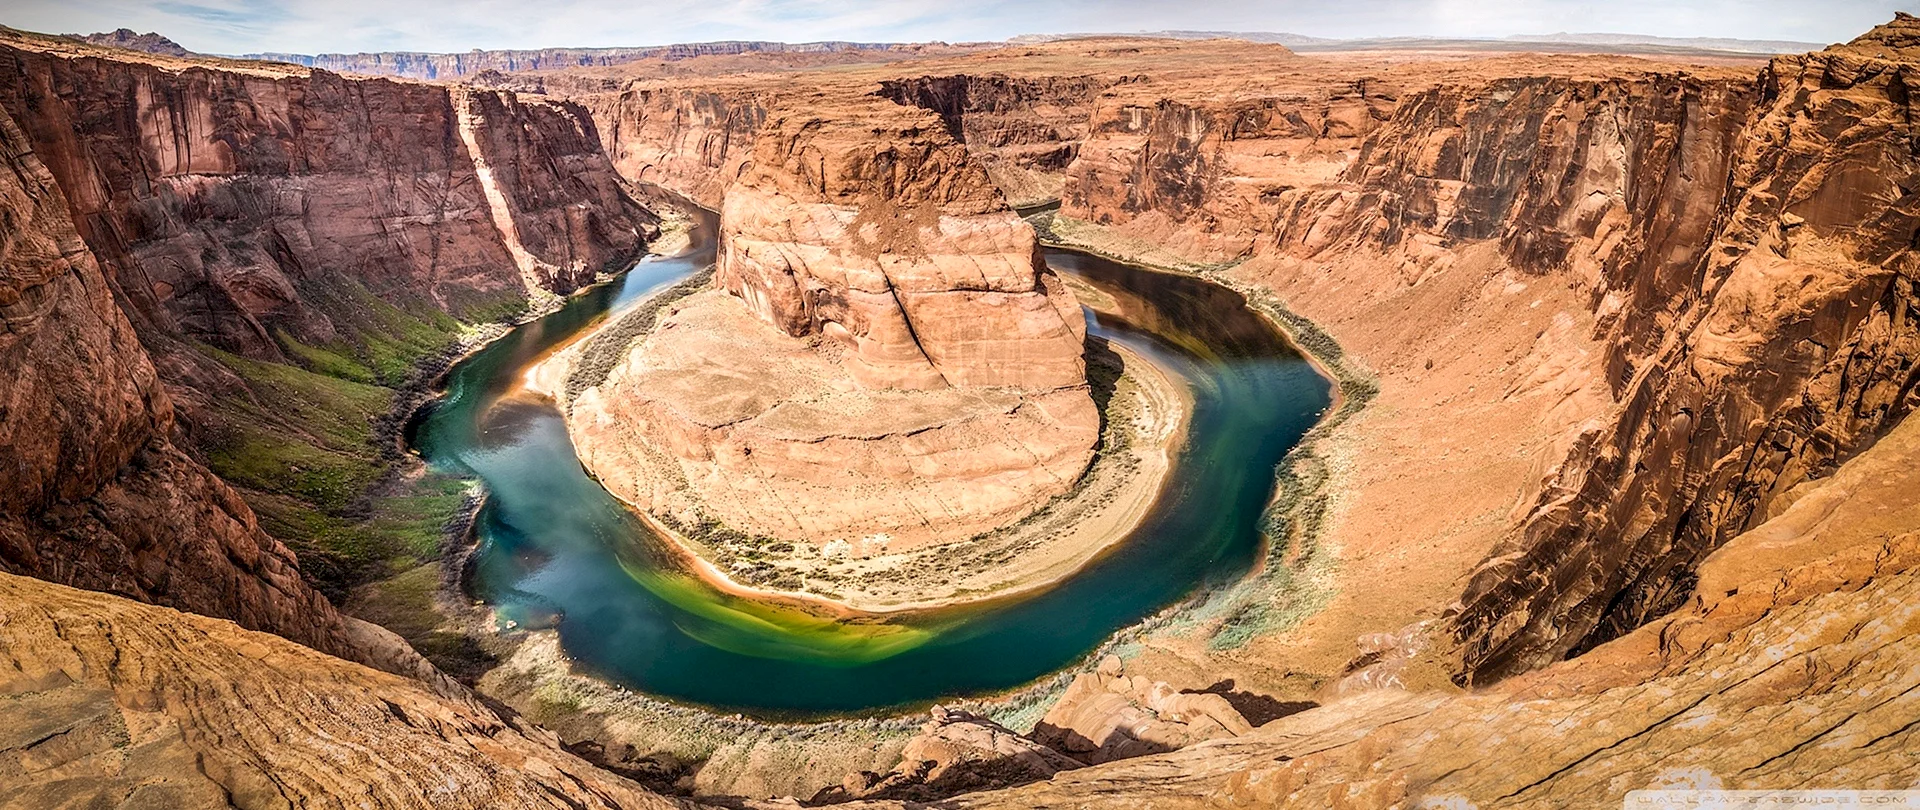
(1, 7, 1917, 809)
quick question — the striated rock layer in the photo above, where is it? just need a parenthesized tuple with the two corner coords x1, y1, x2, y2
(571, 98, 1097, 551)
(0, 30, 653, 674)
(0, 31, 652, 370)
(1035, 30, 1918, 686)
(823, 405, 1920, 809)
(717, 104, 1089, 390)
(0, 571, 696, 810)
(0, 99, 381, 668)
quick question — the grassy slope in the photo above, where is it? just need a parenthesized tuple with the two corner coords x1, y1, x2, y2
(192, 278, 522, 676)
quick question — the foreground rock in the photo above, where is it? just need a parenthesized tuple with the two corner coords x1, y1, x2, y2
(812, 707, 1082, 803)
(568, 98, 1098, 554)
(1032, 655, 1253, 766)
(0, 572, 697, 810)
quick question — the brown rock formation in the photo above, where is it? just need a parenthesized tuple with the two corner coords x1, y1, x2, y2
(718, 104, 1089, 390)
(1037, 34, 1918, 688)
(831, 408, 1920, 809)
(813, 706, 1082, 803)
(1031, 655, 1252, 766)
(0, 571, 697, 810)
(0, 32, 652, 369)
(1446, 22, 1920, 680)
(585, 84, 770, 208)
(563, 95, 1097, 553)
(0, 100, 377, 666)
(877, 74, 1115, 206)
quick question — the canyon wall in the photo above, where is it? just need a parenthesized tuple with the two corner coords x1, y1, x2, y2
(1417, 35, 1918, 680)
(877, 74, 1117, 206)
(1051, 37, 1918, 683)
(0, 37, 652, 371)
(0, 32, 655, 667)
(0, 100, 379, 666)
(583, 84, 771, 208)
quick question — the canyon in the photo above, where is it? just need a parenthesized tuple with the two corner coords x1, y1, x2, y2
(2, 12, 1917, 810)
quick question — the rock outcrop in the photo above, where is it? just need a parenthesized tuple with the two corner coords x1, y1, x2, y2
(568, 99, 1097, 552)
(0, 571, 697, 810)
(1031, 655, 1253, 766)
(718, 105, 1089, 390)
(62, 28, 191, 57)
(812, 706, 1082, 803)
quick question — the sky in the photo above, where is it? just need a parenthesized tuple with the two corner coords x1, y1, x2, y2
(6, 0, 1914, 55)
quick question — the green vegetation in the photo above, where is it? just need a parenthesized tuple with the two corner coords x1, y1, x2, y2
(192, 275, 521, 675)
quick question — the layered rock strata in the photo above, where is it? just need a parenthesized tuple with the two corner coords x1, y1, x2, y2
(568, 100, 1097, 553)
(0, 100, 377, 666)
(0, 30, 653, 672)
(0, 571, 695, 810)
(877, 74, 1115, 207)
(1038, 35, 1919, 687)
(0, 32, 651, 370)
(825, 408, 1920, 809)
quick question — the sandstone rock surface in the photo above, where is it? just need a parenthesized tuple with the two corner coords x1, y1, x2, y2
(0, 572, 696, 810)
(0, 98, 378, 667)
(819, 408, 1920, 808)
(813, 706, 1082, 803)
(569, 97, 1097, 552)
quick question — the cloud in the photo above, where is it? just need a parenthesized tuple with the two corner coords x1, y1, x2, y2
(2, 0, 1912, 54)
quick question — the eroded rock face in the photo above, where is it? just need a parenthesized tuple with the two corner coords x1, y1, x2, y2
(0, 572, 692, 810)
(1050, 37, 1919, 686)
(0, 102, 370, 667)
(718, 104, 1089, 390)
(569, 99, 1097, 551)
(1447, 27, 1920, 681)
(0, 37, 653, 370)
(878, 74, 1115, 207)
(584, 85, 771, 208)
(814, 706, 1082, 804)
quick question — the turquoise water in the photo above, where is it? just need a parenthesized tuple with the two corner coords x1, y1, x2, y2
(407, 212, 1331, 718)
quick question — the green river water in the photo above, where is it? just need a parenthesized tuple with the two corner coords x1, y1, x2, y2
(407, 210, 1331, 718)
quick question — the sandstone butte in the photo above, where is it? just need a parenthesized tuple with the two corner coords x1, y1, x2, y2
(562, 96, 1103, 557)
(0, 11, 1916, 810)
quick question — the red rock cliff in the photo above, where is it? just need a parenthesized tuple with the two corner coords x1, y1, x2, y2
(0, 32, 655, 672)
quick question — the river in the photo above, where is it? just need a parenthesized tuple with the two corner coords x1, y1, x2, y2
(407, 208, 1332, 718)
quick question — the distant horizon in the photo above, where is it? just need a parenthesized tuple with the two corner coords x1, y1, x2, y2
(8, 1, 1909, 57)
